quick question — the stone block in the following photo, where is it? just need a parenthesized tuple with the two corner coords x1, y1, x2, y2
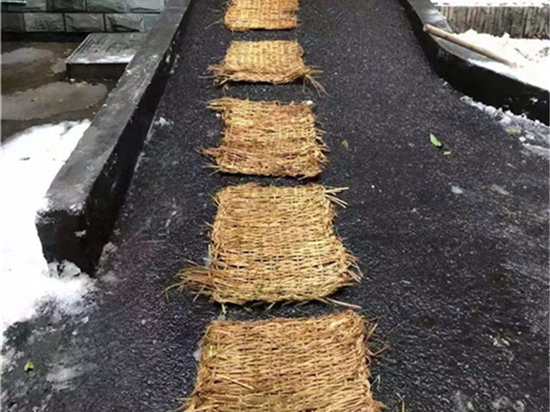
(105, 13, 144, 32)
(127, 0, 164, 13)
(143, 13, 159, 31)
(87, 0, 128, 13)
(1, 13, 26, 32)
(7, 0, 47, 12)
(67, 33, 146, 79)
(24, 12, 65, 31)
(65, 13, 106, 32)
(47, 0, 85, 12)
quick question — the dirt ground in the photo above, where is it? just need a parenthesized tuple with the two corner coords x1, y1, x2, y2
(1, 42, 114, 141)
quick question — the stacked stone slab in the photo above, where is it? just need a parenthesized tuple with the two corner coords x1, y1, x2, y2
(1, 0, 167, 32)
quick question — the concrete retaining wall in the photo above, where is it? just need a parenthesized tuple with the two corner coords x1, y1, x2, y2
(1, 0, 167, 32)
(36, 0, 192, 274)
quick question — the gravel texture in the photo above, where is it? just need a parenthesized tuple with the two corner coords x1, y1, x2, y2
(2, 0, 548, 411)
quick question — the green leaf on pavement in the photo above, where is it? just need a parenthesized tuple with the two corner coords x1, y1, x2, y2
(429, 133, 443, 148)
(443, 151, 452, 156)
(341, 139, 349, 149)
(24, 361, 34, 372)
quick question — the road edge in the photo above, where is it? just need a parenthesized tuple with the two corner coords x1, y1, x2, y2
(36, 0, 194, 274)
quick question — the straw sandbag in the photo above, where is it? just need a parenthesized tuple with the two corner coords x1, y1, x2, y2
(209, 40, 319, 85)
(224, 0, 299, 31)
(184, 310, 383, 412)
(177, 184, 359, 304)
(204, 98, 326, 177)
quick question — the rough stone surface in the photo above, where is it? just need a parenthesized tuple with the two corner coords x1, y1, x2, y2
(87, 0, 129, 13)
(143, 13, 160, 31)
(65, 13, 106, 32)
(24, 12, 64, 31)
(2, 0, 166, 33)
(66, 32, 146, 79)
(1, 12, 25, 31)
(1, 0, 548, 412)
(105, 13, 145, 32)
(127, 0, 164, 12)
(47, 0, 86, 12)
(67, 32, 145, 64)
(7, 0, 47, 12)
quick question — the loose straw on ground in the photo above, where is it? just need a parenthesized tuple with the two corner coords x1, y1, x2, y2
(209, 40, 321, 86)
(204, 98, 326, 177)
(177, 184, 359, 304)
(183, 310, 383, 412)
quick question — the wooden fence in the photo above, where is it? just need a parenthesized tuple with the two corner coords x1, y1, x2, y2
(438, 6, 549, 38)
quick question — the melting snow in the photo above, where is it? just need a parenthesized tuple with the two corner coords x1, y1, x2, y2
(451, 185, 465, 194)
(1, 121, 95, 336)
(460, 95, 550, 155)
(456, 30, 550, 90)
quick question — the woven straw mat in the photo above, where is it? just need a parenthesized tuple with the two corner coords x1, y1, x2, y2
(224, 0, 299, 31)
(179, 183, 359, 304)
(209, 40, 318, 84)
(184, 310, 383, 412)
(204, 98, 326, 177)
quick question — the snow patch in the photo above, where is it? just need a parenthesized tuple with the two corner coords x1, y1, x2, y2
(451, 185, 465, 194)
(492, 396, 525, 412)
(100, 270, 118, 284)
(455, 30, 550, 91)
(489, 184, 511, 195)
(1, 121, 95, 335)
(46, 363, 87, 391)
(460, 96, 550, 153)
(523, 143, 550, 159)
(154, 116, 172, 127)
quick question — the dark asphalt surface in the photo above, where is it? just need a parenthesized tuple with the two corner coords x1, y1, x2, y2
(3, 0, 549, 411)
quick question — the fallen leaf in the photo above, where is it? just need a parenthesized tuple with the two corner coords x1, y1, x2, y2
(429, 133, 443, 148)
(443, 151, 452, 156)
(24, 361, 34, 372)
(341, 139, 349, 149)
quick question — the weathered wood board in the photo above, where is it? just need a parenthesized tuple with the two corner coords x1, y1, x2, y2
(438, 6, 549, 38)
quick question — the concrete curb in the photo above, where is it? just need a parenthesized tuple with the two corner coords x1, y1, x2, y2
(36, 0, 193, 274)
(401, 0, 549, 124)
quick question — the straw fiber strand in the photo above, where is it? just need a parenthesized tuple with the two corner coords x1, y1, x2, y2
(184, 310, 383, 412)
(179, 184, 359, 304)
(209, 40, 319, 84)
(204, 98, 326, 177)
(224, 0, 299, 31)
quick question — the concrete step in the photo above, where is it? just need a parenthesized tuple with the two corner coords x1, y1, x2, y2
(66, 32, 146, 81)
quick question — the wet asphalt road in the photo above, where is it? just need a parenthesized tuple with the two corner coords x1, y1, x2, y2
(2, 0, 549, 411)
(1, 42, 112, 141)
